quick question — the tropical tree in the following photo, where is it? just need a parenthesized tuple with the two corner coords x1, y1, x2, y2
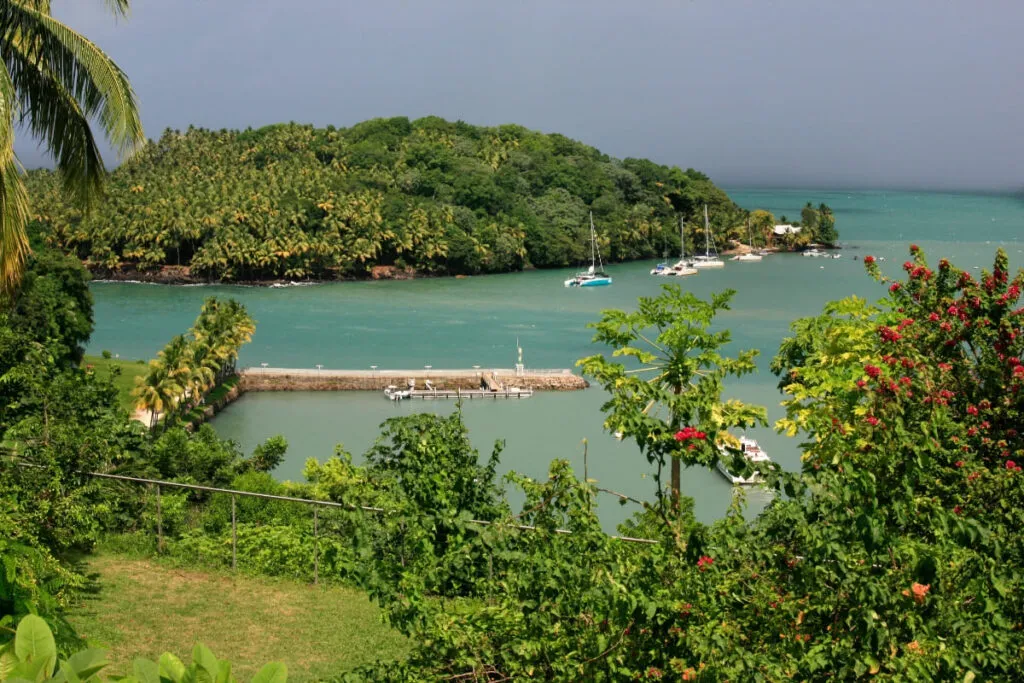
(816, 202, 838, 244)
(132, 359, 181, 429)
(749, 209, 775, 249)
(578, 284, 767, 528)
(800, 201, 818, 234)
(0, 0, 144, 294)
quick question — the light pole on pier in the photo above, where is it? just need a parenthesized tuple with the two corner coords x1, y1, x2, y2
(260, 362, 268, 375)
(316, 364, 323, 377)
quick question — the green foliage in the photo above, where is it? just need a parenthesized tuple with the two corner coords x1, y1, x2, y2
(816, 203, 838, 244)
(0, 615, 285, 683)
(132, 297, 254, 428)
(4, 248, 93, 366)
(26, 119, 747, 280)
(248, 435, 288, 473)
(579, 284, 768, 530)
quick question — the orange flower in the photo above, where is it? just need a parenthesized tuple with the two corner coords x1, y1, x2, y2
(911, 583, 930, 604)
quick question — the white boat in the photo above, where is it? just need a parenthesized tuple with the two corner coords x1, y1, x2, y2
(716, 435, 771, 485)
(803, 248, 827, 258)
(383, 385, 411, 401)
(566, 212, 613, 287)
(651, 217, 698, 277)
(734, 219, 763, 262)
(692, 205, 725, 269)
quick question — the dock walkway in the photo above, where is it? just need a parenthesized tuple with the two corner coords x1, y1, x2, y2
(238, 367, 588, 392)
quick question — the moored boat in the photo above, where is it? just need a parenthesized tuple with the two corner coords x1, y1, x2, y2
(693, 205, 725, 268)
(566, 212, 613, 287)
(717, 435, 771, 485)
(652, 216, 698, 276)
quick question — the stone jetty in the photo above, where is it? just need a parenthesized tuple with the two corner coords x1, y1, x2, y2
(238, 367, 588, 392)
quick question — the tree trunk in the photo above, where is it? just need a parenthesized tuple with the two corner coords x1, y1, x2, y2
(672, 384, 682, 515)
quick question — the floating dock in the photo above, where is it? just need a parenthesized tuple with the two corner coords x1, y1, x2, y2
(238, 367, 588, 393)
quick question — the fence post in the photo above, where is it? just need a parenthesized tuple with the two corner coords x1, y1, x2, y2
(313, 506, 320, 585)
(231, 494, 237, 572)
(155, 484, 163, 553)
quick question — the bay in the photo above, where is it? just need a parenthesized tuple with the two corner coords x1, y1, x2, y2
(87, 189, 1024, 530)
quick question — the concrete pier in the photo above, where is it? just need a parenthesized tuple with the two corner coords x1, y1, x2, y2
(238, 367, 589, 392)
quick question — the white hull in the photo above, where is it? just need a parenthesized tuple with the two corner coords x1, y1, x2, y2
(717, 436, 771, 486)
(734, 253, 762, 262)
(692, 259, 725, 269)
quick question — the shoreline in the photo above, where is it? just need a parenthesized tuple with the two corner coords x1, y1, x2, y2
(87, 247, 843, 288)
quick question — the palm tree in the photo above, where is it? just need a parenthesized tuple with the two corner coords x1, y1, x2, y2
(0, 0, 144, 293)
(132, 360, 182, 430)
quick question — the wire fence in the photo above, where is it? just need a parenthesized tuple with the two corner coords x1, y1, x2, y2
(68, 469, 657, 585)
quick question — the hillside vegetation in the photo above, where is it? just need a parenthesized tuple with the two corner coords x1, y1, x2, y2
(25, 117, 745, 281)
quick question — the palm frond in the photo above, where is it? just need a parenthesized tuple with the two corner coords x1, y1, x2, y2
(0, 62, 30, 295)
(3, 2, 144, 200)
(5, 43, 105, 204)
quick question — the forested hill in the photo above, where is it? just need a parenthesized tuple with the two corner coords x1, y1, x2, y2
(25, 116, 746, 282)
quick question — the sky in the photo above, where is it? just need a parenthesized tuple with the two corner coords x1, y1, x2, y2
(17, 0, 1024, 191)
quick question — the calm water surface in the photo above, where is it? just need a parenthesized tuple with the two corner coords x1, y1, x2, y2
(88, 189, 1024, 530)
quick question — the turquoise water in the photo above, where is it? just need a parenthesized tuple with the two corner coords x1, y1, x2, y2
(87, 189, 1024, 530)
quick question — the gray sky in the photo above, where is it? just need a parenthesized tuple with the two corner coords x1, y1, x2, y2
(18, 0, 1023, 190)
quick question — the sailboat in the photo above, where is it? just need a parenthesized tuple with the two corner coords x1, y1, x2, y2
(651, 216, 698, 277)
(691, 205, 725, 269)
(565, 212, 613, 287)
(735, 218, 763, 262)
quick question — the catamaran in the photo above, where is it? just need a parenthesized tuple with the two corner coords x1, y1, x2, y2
(692, 205, 725, 269)
(565, 212, 613, 287)
(717, 435, 772, 485)
(651, 216, 698, 277)
(734, 218, 763, 262)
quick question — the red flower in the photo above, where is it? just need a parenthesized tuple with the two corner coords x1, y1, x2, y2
(967, 405, 979, 416)
(955, 460, 965, 468)
(865, 415, 880, 427)
(900, 376, 912, 386)
(928, 312, 940, 322)
(697, 555, 714, 571)
(856, 379, 866, 389)
(902, 261, 914, 272)
(1014, 365, 1024, 379)
(675, 427, 706, 442)
(646, 668, 663, 679)
(947, 305, 959, 315)
(953, 506, 962, 515)
(910, 244, 920, 253)
(938, 363, 952, 372)
(1006, 461, 1021, 472)
(864, 364, 881, 378)
(967, 427, 977, 437)
(898, 318, 915, 330)
(879, 326, 902, 342)
(864, 255, 876, 265)
(890, 282, 902, 293)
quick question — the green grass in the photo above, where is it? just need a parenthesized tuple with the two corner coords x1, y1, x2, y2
(69, 552, 409, 681)
(83, 355, 149, 412)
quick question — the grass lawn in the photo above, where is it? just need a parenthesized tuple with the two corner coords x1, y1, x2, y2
(69, 553, 409, 681)
(83, 355, 149, 412)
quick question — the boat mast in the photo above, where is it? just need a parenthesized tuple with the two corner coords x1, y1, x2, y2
(704, 205, 711, 257)
(680, 215, 685, 259)
(590, 212, 596, 268)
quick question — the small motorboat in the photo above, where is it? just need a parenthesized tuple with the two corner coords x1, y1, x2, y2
(383, 385, 411, 401)
(803, 248, 827, 258)
(717, 435, 771, 485)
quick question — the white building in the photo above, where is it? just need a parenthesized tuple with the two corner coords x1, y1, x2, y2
(773, 224, 802, 235)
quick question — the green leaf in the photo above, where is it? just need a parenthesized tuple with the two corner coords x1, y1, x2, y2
(14, 615, 57, 679)
(132, 658, 160, 683)
(158, 653, 186, 683)
(250, 662, 286, 683)
(62, 649, 110, 681)
(191, 644, 219, 681)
